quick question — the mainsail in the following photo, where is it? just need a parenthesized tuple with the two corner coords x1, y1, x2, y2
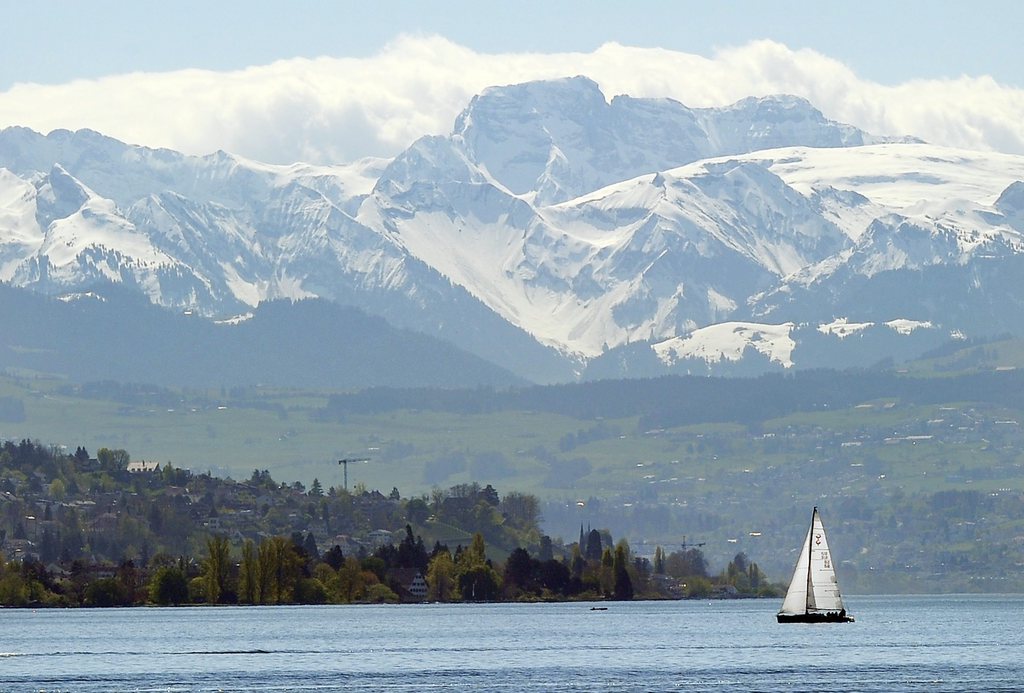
(779, 507, 848, 620)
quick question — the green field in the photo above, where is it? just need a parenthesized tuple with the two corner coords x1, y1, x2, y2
(4, 373, 1023, 504)
(6, 370, 1024, 591)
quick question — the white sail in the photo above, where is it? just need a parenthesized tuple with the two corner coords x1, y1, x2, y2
(779, 523, 812, 616)
(807, 508, 845, 612)
(779, 507, 846, 616)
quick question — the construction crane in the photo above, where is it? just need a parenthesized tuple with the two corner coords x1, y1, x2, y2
(337, 457, 370, 491)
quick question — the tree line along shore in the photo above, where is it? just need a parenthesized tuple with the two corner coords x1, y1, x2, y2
(0, 439, 778, 606)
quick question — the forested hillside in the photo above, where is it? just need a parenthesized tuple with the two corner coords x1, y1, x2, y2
(0, 440, 770, 606)
(0, 283, 522, 389)
(4, 362, 1024, 593)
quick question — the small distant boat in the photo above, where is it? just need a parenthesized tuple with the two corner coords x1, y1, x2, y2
(777, 506, 854, 623)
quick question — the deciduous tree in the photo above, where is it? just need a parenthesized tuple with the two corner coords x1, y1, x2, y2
(149, 565, 189, 605)
(239, 540, 258, 604)
(202, 534, 232, 604)
(426, 550, 456, 602)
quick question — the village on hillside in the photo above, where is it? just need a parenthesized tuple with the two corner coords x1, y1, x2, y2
(0, 439, 773, 606)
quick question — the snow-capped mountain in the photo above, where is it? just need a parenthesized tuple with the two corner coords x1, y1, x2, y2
(2, 77, 1024, 385)
(453, 76, 896, 206)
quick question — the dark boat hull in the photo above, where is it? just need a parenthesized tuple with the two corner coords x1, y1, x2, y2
(777, 612, 854, 623)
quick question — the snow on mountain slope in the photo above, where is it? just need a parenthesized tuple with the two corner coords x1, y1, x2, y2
(362, 80, 895, 359)
(634, 314, 943, 375)
(653, 321, 797, 368)
(695, 94, 873, 153)
(364, 142, 851, 356)
(363, 83, 1024, 362)
(817, 317, 934, 338)
(453, 77, 884, 206)
(0, 168, 42, 273)
(536, 162, 847, 353)
(668, 143, 1024, 315)
(886, 318, 933, 335)
(0, 125, 575, 381)
(4, 79, 1024, 382)
(0, 126, 383, 213)
(585, 143, 1024, 364)
(0, 165, 191, 303)
(760, 144, 1024, 211)
(127, 191, 270, 310)
(818, 318, 874, 338)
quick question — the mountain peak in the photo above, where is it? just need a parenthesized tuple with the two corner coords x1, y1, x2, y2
(34, 164, 93, 226)
(448, 78, 881, 205)
(700, 93, 865, 151)
(995, 180, 1024, 214)
(4, 83, 1024, 383)
(729, 93, 819, 112)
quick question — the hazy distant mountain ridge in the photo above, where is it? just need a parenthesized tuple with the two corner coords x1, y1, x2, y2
(1, 78, 1024, 384)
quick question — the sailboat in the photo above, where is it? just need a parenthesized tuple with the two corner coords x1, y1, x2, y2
(777, 506, 854, 623)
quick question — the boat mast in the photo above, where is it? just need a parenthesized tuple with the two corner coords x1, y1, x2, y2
(804, 506, 817, 613)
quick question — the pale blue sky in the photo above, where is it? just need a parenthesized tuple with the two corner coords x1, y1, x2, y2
(4, 1, 1021, 90)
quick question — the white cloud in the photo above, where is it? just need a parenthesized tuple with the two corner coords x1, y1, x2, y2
(2, 35, 1023, 164)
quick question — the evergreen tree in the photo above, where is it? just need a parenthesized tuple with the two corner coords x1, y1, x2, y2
(309, 478, 324, 497)
(323, 545, 345, 571)
(503, 547, 536, 595)
(395, 525, 428, 572)
(480, 484, 500, 506)
(653, 546, 666, 575)
(538, 535, 554, 562)
(585, 529, 603, 562)
(613, 544, 634, 600)
(538, 558, 572, 596)
(303, 532, 320, 561)
(39, 528, 58, 564)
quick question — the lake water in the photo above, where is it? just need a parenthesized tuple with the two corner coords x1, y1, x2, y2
(1, 595, 1021, 692)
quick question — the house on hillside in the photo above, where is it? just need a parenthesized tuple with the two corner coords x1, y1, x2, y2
(365, 529, 397, 550)
(4, 538, 37, 562)
(329, 534, 363, 556)
(127, 460, 161, 474)
(89, 512, 120, 535)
